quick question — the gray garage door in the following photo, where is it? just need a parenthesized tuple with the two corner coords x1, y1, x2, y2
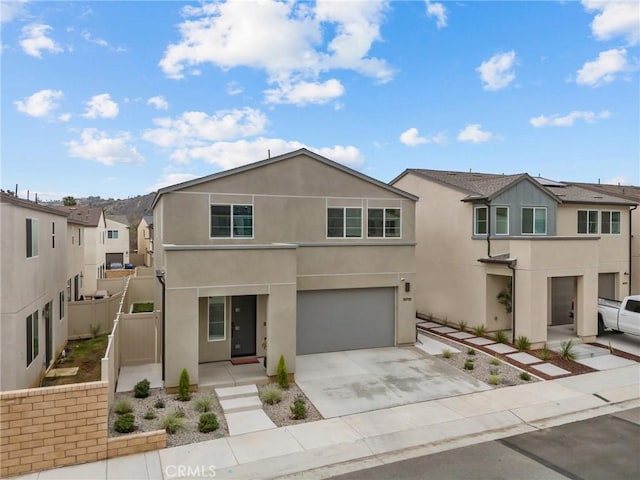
(297, 288, 395, 355)
(598, 273, 616, 299)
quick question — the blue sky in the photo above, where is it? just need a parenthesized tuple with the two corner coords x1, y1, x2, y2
(1, 0, 638, 200)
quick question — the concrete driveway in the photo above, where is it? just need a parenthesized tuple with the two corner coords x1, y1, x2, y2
(597, 330, 640, 356)
(295, 347, 491, 418)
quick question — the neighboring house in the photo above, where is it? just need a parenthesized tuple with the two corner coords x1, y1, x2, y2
(392, 169, 637, 346)
(137, 214, 154, 267)
(153, 149, 417, 387)
(66, 216, 86, 302)
(0, 193, 69, 390)
(105, 216, 130, 268)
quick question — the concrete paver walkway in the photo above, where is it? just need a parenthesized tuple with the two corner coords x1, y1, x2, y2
(215, 384, 276, 436)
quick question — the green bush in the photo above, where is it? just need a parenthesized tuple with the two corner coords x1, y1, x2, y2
(154, 397, 165, 409)
(277, 355, 289, 390)
(464, 359, 474, 370)
(114, 398, 133, 415)
(198, 413, 219, 433)
(177, 368, 191, 401)
(559, 340, 576, 361)
(490, 368, 499, 376)
(441, 348, 452, 359)
(488, 375, 500, 385)
(467, 348, 476, 356)
(493, 330, 507, 343)
(290, 396, 307, 420)
(114, 413, 136, 433)
(134, 379, 150, 398)
(489, 357, 501, 366)
(458, 320, 468, 331)
(537, 343, 553, 361)
(259, 384, 283, 405)
(161, 411, 186, 434)
(193, 396, 213, 413)
(173, 406, 185, 418)
(514, 336, 531, 351)
(472, 325, 487, 337)
(143, 409, 156, 420)
(520, 371, 532, 381)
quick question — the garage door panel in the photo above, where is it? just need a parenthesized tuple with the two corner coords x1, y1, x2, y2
(297, 288, 395, 355)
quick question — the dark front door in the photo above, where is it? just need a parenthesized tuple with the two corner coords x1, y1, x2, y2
(231, 296, 256, 358)
(45, 301, 53, 366)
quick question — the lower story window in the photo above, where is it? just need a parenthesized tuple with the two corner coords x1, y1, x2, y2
(208, 297, 225, 341)
(26, 310, 39, 366)
(59, 291, 65, 320)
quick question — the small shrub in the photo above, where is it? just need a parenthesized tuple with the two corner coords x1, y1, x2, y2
(161, 412, 186, 434)
(173, 406, 186, 418)
(494, 330, 508, 343)
(559, 340, 576, 361)
(458, 320, 468, 331)
(134, 379, 150, 398)
(520, 371, 532, 381)
(488, 375, 500, 385)
(198, 412, 219, 433)
(489, 357, 501, 366)
(154, 397, 165, 409)
(193, 396, 213, 413)
(464, 359, 474, 370)
(114, 413, 136, 433)
(277, 355, 289, 389)
(290, 396, 307, 420)
(259, 384, 283, 405)
(114, 398, 133, 415)
(143, 409, 156, 420)
(514, 336, 531, 351)
(472, 325, 487, 337)
(89, 323, 101, 338)
(537, 343, 553, 361)
(466, 348, 476, 356)
(441, 348, 452, 359)
(177, 368, 191, 401)
(490, 368, 499, 376)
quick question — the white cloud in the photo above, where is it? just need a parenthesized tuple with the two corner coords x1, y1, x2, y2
(142, 107, 268, 149)
(425, 1, 447, 29)
(264, 78, 345, 105)
(159, 0, 393, 102)
(67, 128, 144, 165)
(20, 23, 63, 58)
(457, 124, 494, 143)
(226, 82, 243, 96)
(476, 51, 516, 91)
(146, 172, 199, 192)
(582, 1, 640, 45)
(81, 30, 108, 47)
(147, 95, 169, 110)
(399, 127, 446, 147)
(58, 113, 71, 122)
(530, 110, 611, 127)
(576, 48, 627, 86)
(1, 0, 27, 23)
(83, 93, 119, 118)
(14, 89, 63, 117)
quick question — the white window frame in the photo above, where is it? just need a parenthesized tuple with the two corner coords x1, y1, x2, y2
(26, 310, 39, 366)
(208, 297, 226, 342)
(210, 204, 254, 239)
(67, 278, 72, 302)
(601, 210, 621, 235)
(52, 221, 56, 249)
(473, 206, 488, 236)
(495, 206, 509, 236)
(26, 218, 39, 258)
(577, 209, 599, 234)
(367, 207, 402, 238)
(59, 290, 65, 320)
(327, 207, 363, 239)
(522, 207, 547, 235)
(107, 229, 119, 240)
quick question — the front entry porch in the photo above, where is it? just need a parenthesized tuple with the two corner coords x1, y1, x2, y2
(198, 360, 267, 389)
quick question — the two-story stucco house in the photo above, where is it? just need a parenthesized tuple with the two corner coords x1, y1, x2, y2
(137, 215, 153, 267)
(153, 149, 417, 387)
(392, 169, 637, 346)
(105, 216, 130, 268)
(0, 193, 69, 390)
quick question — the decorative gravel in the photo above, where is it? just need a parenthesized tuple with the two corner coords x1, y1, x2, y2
(261, 383, 322, 427)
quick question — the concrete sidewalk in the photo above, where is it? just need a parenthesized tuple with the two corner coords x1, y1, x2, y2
(14, 364, 640, 480)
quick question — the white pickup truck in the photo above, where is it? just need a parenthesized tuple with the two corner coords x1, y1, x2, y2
(598, 295, 640, 336)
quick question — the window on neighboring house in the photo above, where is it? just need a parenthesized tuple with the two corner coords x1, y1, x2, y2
(368, 208, 401, 238)
(26, 310, 39, 366)
(577, 210, 599, 234)
(59, 291, 65, 320)
(327, 207, 362, 238)
(474, 206, 488, 235)
(52, 222, 56, 248)
(601, 211, 621, 234)
(78, 228, 82, 246)
(67, 278, 72, 301)
(107, 230, 119, 240)
(495, 207, 509, 235)
(522, 207, 547, 235)
(26, 218, 39, 257)
(208, 297, 225, 341)
(210, 205, 253, 238)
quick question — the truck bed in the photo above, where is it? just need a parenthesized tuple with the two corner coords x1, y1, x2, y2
(598, 297, 622, 309)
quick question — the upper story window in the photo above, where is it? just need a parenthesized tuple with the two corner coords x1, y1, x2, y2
(59, 290, 65, 320)
(26, 310, 39, 366)
(210, 204, 253, 238)
(474, 206, 488, 235)
(78, 228, 82, 246)
(368, 208, 401, 238)
(495, 207, 509, 235)
(26, 218, 39, 258)
(601, 211, 621, 234)
(208, 297, 225, 341)
(327, 207, 362, 238)
(107, 230, 119, 239)
(577, 210, 599, 234)
(522, 207, 546, 235)
(52, 222, 56, 248)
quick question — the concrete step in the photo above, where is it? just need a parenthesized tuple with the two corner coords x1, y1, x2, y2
(215, 384, 259, 400)
(548, 341, 610, 360)
(219, 395, 263, 414)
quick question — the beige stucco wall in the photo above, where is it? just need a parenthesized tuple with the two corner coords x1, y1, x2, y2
(0, 201, 69, 391)
(83, 213, 107, 295)
(136, 218, 153, 266)
(66, 223, 85, 301)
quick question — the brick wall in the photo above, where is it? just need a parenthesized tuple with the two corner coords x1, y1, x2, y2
(1, 381, 167, 478)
